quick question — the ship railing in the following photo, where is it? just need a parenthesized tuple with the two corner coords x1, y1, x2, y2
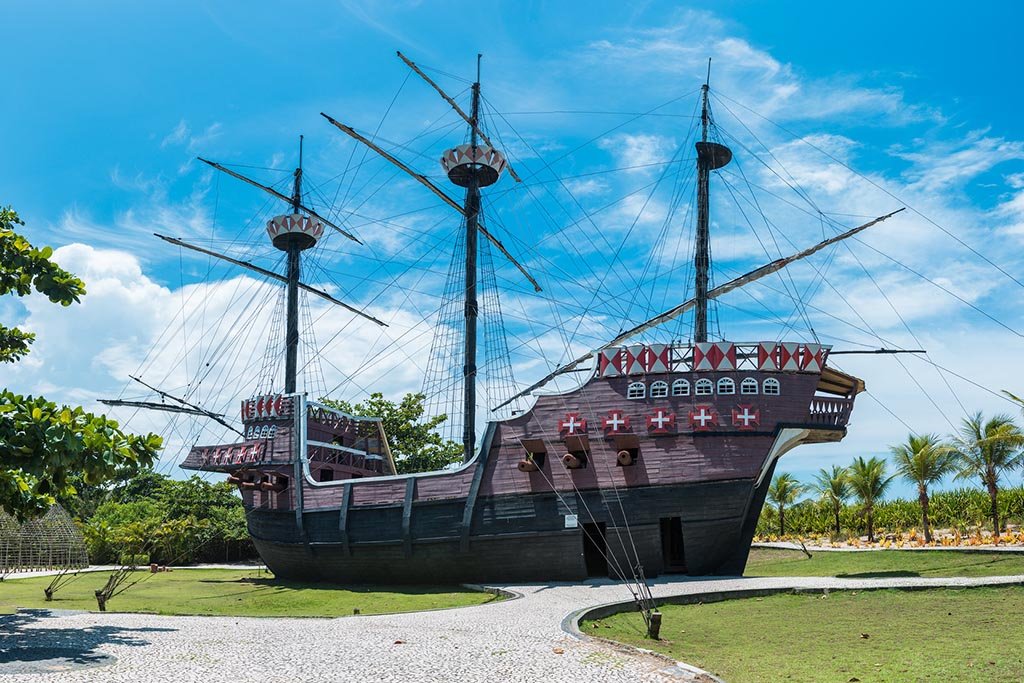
(806, 397, 854, 428)
(307, 441, 386, 474)
(596, 341, 832, 377)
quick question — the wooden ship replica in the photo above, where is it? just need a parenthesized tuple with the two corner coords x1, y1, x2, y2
(116, 56, 904, 583)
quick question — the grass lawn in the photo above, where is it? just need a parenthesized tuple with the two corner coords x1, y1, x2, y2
(745, 547, 1024, 578)
(588, 586, 1024, 682)
(0, 568, 499, 617)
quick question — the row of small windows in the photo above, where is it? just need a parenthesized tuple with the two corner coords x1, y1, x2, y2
(627, 377, 780, 400)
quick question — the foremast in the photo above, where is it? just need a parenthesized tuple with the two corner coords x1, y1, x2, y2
(439, 56, 508, 461)
(283, 138, 306, 394)
(462, 73, 482, 462)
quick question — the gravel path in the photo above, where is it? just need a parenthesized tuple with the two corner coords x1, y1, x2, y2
(2, 574, 1023, 682)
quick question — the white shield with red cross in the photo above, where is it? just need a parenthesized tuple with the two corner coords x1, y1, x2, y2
(688, 405, 719, 431)
(731, 405, 760, 431)
(602, 410, 631, 434)
(646, 409, 676, 434)
(559, 412, 587, 435)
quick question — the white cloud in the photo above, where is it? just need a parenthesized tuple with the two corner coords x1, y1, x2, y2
(578, 12, 940, 126)
(599, 133, 676, 171)
(160, 119, 223, 154)
(564, 178, 608, 197)
(161, 120, 190, 149)
(893, 129, 1024, 193)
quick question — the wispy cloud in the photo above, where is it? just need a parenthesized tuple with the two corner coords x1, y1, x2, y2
(160, 119, 223, 154)
(892, 129, 1024, 193)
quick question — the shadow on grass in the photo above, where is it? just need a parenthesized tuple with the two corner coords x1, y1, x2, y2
(239, 577, 477, 594)
(196, 576, 480, 596)
(0, 609, 175, 669)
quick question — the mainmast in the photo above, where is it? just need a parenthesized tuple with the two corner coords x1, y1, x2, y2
(268, 136, 324, 394)
(693, 65, 732, 343)
(439, 55, 507, 461)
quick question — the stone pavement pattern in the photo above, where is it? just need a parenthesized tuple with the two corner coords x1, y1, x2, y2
(2, 574, 1023, 682)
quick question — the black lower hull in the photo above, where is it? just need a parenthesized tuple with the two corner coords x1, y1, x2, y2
(247, 476, 774, 583)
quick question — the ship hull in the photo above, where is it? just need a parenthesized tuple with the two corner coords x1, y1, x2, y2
(185, 342, 858, 584)
(246, 471, 778, 583)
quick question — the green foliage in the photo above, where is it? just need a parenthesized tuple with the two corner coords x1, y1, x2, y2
(0, 207, 85, 307)
(0, 391, 162, 520)
(847, 455, 893, 541)
(952, 412, 1024, 534)
(319, 392, 463, 473)
(892, 433, 957, 489)
(0, 206, 85, 364)
(953, 412, 1024, 488)
(766, 473, 804, 535)
(1, 205, 161, 520)
(82, 472, 255, 565)
(0, 325, 35, 365)
(891, 433, 957, 541)
(812, 464, 850, 537)
(119, 553, 150, 567)
(757, 486, 1024, 538)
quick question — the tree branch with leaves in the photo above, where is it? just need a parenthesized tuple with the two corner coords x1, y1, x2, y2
(0, 206, 161, 520)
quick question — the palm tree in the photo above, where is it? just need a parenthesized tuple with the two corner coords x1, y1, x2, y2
(951, 412, 1024, 537)
(848, 456, 893, 542)
(766, 473, 804, 536)
(813, 465, 851, 538)
(1002, 390, 1024, 413)
(890, 433, 956, 543)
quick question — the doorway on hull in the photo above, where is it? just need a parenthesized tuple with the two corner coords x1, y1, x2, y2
(582, 522, 608, 577)
(660, 517, 687, 573)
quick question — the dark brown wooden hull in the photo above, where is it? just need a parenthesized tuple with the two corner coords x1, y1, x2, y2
(246, 468, 782, 582)
(185, 343, 858, 583)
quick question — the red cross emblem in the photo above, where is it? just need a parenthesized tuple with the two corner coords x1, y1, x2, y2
(559, 413, 587, 435)
(731, 405, 760, 430)
(602, 410, 630, 433)
(646, 409, 676, 433)
(689, 405, 718, 431)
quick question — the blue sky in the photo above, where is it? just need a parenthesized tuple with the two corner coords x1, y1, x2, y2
(4, 1, 1024, 499)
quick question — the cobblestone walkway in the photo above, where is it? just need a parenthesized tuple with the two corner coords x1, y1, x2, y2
(2, 574, 1023, 682)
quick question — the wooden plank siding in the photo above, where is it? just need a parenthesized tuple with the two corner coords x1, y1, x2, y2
(295, 369, 825, 511)
(233, 365, 856, 581)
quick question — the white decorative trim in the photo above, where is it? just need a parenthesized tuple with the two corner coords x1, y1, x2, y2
(755, 428, 811, 488)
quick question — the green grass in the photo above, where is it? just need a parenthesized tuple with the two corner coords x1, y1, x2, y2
(588, 586, 1024, 682)
(0, 569, 499, 617)
(745, 547, 1024, 578)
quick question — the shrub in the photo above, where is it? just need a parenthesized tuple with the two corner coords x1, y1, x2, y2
(79, 472, 255, 565)
(756, 485, 1024, 539)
